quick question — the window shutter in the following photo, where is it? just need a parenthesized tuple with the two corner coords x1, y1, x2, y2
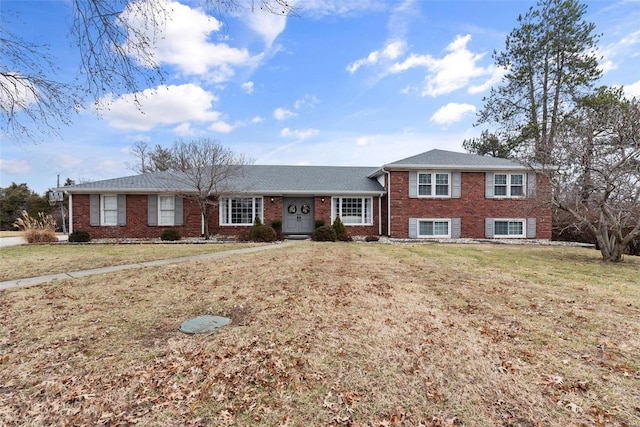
(452, 172, 461, 198)
(527, 172, 537, 198)
(117, 194, 126, 226)
(485, 173, 494, 198)
(526, 218, 537, 238)
(90, 194, 100, 226)
(485, 218, 494, 238)
(451, 218, 461, 238)
(408, 171, 417, 198)
(408, 218, 418, 238)
(148, 195, 158, 226)
(174, 196, 184, 226)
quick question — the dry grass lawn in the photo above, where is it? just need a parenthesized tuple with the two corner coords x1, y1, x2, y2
(1, 242, 639, 426)
(0, 243, 255, 282)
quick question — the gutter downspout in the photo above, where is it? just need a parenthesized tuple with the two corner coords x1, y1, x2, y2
(68, 193, 73, 234)
(378, 194, 382, 236)
(382, 167, 391, 237)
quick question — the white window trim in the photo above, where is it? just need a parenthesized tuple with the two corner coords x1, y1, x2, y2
(493, 173, 525, 198)
(417, 218, 451, 238)
(101, 195, 118, 226)
(158, 194, 175, 226)
(417, 171, 451, 198)
(493, 218, 526, 238)
(219, 196, 263, 226)
(331, 197, 373, 226)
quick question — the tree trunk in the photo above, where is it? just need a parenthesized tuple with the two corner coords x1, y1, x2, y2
(596, 230, 625, 262)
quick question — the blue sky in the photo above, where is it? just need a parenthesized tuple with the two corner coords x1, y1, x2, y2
(2, 0, 640, 195)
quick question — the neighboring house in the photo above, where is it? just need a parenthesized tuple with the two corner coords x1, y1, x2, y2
(60, 149, 552, 240)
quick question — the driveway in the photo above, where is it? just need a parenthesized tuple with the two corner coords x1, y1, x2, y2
(0, 234, 69, 248)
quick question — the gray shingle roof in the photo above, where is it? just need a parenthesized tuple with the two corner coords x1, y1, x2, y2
(62, 165, 385, 195)
(380, 149, 528, 171)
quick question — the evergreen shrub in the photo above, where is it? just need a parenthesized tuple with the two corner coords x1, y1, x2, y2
(312, 225, 337, 242)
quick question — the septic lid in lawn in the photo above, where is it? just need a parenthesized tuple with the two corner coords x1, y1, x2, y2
(180, 315, 231, 334)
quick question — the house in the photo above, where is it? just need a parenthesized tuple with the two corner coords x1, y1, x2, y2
(60, 149, 552, 240)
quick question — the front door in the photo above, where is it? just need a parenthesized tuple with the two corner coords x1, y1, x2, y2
(283, 197, 315, 235)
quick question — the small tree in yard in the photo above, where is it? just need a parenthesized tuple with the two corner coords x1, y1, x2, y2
(166, 138, 251, 240)
(551, 87, 640, 262)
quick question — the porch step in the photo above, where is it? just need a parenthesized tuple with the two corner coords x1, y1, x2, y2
(285, 234, 311, 240)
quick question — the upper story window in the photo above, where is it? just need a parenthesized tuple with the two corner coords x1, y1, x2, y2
(494, 173, 524, 197)
(158, 195, 175, 225)
(332, 197, 372, 225)
(220, 197, 263, 226)
(418, 172, 450, 197)
(101, 195, 118, 225)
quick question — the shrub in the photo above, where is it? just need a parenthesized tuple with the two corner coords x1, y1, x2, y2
(314, 219, 325, 229)
(312, 225, 337, 242)
(249, 225, 277, 242)
(68, 230, 91, 243)
(365, 235, 380, 242)
(271, 219, 283, 240)
(160, 229, 181, 241)
(253, 216, 263, 227)
(332, 217, 351, 241)
(13, 210, 58, 243)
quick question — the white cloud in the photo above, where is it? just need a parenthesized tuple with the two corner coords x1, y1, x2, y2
(273, 107, 298, 120)
(430, 103, 476, 126)
(624, 80, 640, 98)
(120, 0, 259, 81)
(251, 116, 264, 124)
(243, 7, 288, 48)
(347, 40, 407, 73)
(0, 158, 32, 174)
(0, 74, 38, 109)
(294, 94, 320, 109)
(280, 127, 319, 139)
(100, 84, 221, 131)
(209, 121, 234, 133)
(468, 65, 507, 94)
(173, 122, 195, 136)
(390, 34, 492, 97)
(598, 30, 640, 75)
(294, 0, 387, 19)
(241, 81, 255, 94)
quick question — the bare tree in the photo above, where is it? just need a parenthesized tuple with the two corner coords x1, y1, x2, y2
(2, 0, 294, 143)
(167, 138, 251, 239)
(551, 87, 640, 262)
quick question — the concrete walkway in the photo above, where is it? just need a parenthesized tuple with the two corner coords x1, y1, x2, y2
(0, 241, 299, 291)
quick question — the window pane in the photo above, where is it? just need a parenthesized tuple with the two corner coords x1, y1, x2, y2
(364, 198, 372, 223)
(418, 173, 431, 196)
(435, 173, 449, 196)
(433, 221, 449, 235)
(341, 198, 363, 224)
(231, 198, 253, 224)
(419, 221, 434, 235)
(159, 196, 174, 210)
(494, 174, 507, 185)
(510, 174, 524, 196)
(508, 221, 523, 235)
(494, 221, 509, 235)
(103, 196, 117, 225)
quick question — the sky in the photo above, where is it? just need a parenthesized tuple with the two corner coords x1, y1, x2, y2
(1, 0, 640, 195)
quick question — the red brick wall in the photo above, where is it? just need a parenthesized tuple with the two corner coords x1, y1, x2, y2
(387, 171, 552, 239)
(71, 194, 202, 239)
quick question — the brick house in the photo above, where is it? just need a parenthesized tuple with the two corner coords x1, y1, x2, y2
(60, 149, 552, 240)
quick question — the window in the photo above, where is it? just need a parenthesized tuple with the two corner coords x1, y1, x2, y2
(494, 220, 525, 237)
(102, 195, 117, 225)
(220, 197, 263, 225)
(158, 195, 175, 225)
(494, 173, 524, 197)
(418, 219, 450, 238)
(417, 172, 450, 197)
(332, 197, 372, 225)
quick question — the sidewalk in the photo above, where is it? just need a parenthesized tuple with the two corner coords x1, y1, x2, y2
(0, 241, 298, 291)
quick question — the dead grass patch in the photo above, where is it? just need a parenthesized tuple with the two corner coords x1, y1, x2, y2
(0, 243, 255, 281)
(1, 243, 639, 426)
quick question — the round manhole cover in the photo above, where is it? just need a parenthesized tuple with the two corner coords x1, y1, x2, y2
(180, 315, 231, 334)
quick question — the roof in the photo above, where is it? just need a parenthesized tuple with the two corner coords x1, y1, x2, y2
(61, 164, 385, 195)
(368, 149, 530, 177)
